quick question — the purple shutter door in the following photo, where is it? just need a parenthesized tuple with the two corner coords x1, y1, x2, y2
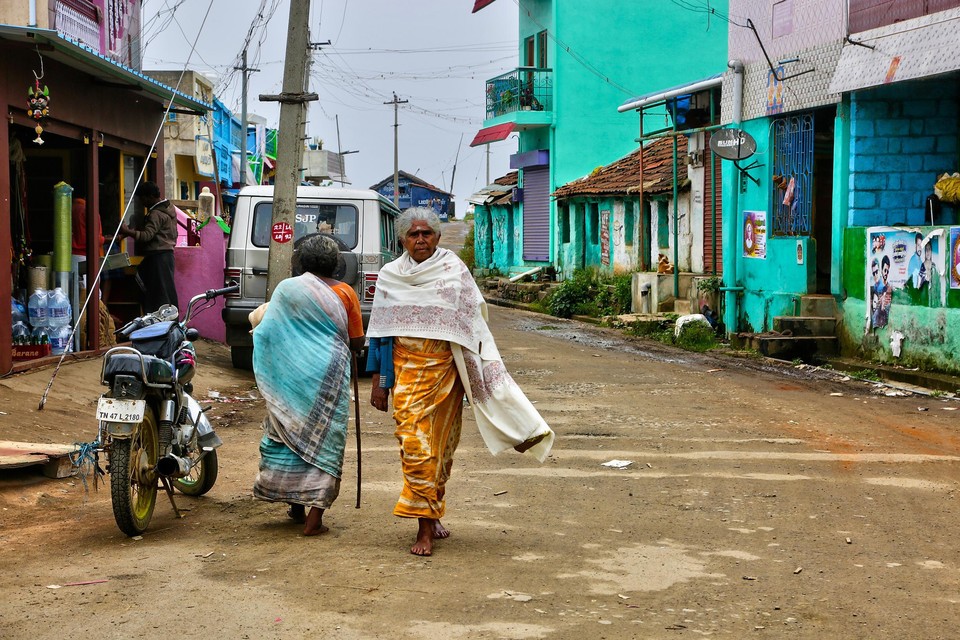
(522, 165, 550, 261)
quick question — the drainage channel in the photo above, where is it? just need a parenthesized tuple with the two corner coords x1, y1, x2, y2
(820, 357, 960, 395)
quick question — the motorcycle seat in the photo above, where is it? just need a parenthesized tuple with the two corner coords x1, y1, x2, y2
(103, 353, 174, 385)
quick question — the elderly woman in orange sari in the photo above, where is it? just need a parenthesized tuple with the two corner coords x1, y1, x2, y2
(367, 207, 554, 556)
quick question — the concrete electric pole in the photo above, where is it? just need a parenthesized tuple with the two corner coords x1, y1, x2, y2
(234, 48, 259, 186)
(384, 92, 408, 206)
(260, 0, 317, 300)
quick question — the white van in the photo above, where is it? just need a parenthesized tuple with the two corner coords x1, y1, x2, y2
(222, 185, 402, 368)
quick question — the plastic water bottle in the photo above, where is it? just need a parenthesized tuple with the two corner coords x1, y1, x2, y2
(48, 325, 72, 355)
(11, 297, 25, 325)
(11, 321, 30, 344)
(28, 288, 47, 328)
(47, 287, 71, 327)
(31, 325, 49, 345)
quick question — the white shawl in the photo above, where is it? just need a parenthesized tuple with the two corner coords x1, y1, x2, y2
(367, 248, 555, 461)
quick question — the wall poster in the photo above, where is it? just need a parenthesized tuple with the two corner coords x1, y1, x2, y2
(743, 210, 766, 259)
(951, 227, 960, 289)
(866, 227, 946, 331)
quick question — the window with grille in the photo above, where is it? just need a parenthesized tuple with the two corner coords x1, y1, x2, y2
(771, 113, 813, 237)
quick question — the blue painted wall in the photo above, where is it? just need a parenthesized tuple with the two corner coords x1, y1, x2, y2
(849, 79, 960, 227)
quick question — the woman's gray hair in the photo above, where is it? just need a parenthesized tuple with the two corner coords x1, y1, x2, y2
(295, 233, 340, 277)
(396, 207, 441, 240)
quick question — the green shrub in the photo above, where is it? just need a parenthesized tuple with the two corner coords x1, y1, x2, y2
(458, 224, 476, 270)
(595, 274, 633, 316)
(674, 323, 718, 352)
(547, 269, 598, 318)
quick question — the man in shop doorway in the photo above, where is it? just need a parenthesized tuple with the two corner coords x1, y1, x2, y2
(119, 181, 178, 313)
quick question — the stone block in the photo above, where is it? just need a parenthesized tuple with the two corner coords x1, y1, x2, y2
(925, 118, 957, 134)
(849, 208, 885, 227)
(887, 173, 901, 190)
(879, 191, 914, 210)
(853, 137, 887, 155)
(926, 155, 954, 172)
(900, 136, 937, 154)
(850, 118, 874, 138)
(852, 191, 877, 209)
(901, 171, 936, 193)
(937, 136, 959, 155)
(876, 118, 909, 137)
(852, 172, 886, 191)
(850, 153, 873, 173)
(902, 100, 939, 118)
(875, 154, 923, 173)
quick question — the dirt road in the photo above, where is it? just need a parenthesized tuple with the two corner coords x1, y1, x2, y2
(1, 295, 959, 638)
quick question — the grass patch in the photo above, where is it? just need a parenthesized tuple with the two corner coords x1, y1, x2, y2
(851, 369, 882, 382)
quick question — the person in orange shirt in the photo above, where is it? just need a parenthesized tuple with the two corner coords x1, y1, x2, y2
(249, 234, 363, 537)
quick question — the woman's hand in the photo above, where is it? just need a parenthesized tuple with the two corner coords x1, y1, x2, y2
(370, 374, 390, 412)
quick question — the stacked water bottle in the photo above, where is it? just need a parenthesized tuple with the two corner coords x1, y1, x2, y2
(16, 287, 73, 355)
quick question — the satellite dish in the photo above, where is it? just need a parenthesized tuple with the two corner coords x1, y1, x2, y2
(710, 128, 757, 161)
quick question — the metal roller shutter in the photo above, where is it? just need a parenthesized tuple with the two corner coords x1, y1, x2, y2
(522, 165, 550, 261)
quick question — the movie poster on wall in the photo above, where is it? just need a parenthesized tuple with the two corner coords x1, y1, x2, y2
(951, 227, 960, 289)
(742, 211, 766, 259)
(865, 227, 946, 330)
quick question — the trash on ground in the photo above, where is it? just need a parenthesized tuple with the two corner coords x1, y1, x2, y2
(918, 407, 929, 412)
(493, 490, 508, 496)
(830, 392, 843, 397)
(600, 459, 633, 469)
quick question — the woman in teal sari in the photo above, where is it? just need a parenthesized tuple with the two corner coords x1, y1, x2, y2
(251, 235, 363, 535)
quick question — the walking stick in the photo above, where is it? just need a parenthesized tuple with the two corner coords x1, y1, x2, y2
(352, 352, 362, 508)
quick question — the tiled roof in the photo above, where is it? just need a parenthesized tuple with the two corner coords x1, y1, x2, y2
(552, 135, 688, 199)
(467, 171, 517, 206)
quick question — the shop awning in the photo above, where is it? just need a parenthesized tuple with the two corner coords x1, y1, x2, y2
(472, 0, 498, 13)
(618, 74, 723, 113)
(0, 25, 210, 114)
(469, 122, 514, 147)
(829, 8, 960, 94)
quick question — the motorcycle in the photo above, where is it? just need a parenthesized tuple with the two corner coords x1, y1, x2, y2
(97, 285, 239, 536)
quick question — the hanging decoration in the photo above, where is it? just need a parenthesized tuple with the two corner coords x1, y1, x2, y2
(27, 47, 50, 145)
(27, 81, 50, 145)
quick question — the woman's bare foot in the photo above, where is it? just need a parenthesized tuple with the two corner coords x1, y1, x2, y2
(411, 518, 434, 556)
(287, 503, 306, 524)
(303, 507, 328, 536)
(433, 520, 450, 539)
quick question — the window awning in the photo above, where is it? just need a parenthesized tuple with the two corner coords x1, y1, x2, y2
(618, 74, 723, 113)
(469, 122, 514, 147)
(828, 8, 960, 94)
(0, 25, 210, 114)
(472, 0, 498, 13)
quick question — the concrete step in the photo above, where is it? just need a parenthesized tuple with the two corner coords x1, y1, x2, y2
(772, 315, 837, 337)
(673, 299, 692, 315)
(799, 294, 837, 318)
(751, 335, 839, 360)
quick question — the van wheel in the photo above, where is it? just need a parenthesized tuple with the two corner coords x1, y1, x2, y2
(231, 346, 253, 370)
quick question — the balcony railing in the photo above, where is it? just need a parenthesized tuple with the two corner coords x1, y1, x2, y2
(485, 67, 552, 119)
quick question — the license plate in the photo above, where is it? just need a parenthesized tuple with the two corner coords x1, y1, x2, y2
(97, 397, 146, 423)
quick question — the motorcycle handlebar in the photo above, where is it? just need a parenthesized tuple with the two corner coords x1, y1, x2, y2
(205, 284, 239, 300)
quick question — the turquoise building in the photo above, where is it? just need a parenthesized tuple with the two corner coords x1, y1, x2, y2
(470, 0, 728, 276)
(722, 0, 960, 373)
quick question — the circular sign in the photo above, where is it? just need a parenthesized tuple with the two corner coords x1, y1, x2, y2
(271, 221, 293, 244)
(710, 128, 757, 161)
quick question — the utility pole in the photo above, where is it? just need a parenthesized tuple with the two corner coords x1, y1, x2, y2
(384, 92, 408, 206)
(486, 145, 490, 184)
(234, 48, 259, 186)
(259, 0, 316, 300)
(335, 114, 358, 186)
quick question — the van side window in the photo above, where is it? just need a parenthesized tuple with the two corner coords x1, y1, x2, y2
(252, 202, 359, 249)
(380, 206, 398, 255)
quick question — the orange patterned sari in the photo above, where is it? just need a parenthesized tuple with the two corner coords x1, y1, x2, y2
(391, 336, 464, 519)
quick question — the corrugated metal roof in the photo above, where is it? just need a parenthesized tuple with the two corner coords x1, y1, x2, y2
(552, 136, 688, 199)
(0, 25, 210, 113)
(467, 171, 517, 206)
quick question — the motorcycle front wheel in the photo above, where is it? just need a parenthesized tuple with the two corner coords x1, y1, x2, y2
(173, 449, 219, 496)
(109, 407, 159, 536)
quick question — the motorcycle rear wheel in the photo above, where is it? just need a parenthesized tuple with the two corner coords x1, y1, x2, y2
(173, 449, 219, 496)
(109, 407, 159, 536)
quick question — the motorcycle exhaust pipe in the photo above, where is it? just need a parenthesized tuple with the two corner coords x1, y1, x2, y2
(156, 454, 192, 477)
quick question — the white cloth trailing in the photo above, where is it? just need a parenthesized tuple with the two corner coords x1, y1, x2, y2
(367, 248, 555, 461)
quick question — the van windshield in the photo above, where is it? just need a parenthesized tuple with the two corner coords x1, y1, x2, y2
(252, 202, 359, 249)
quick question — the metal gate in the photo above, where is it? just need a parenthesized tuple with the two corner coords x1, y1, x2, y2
(771, 113, 814, 237)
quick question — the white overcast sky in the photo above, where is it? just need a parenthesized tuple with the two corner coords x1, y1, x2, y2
(140, 0, 519, 212)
